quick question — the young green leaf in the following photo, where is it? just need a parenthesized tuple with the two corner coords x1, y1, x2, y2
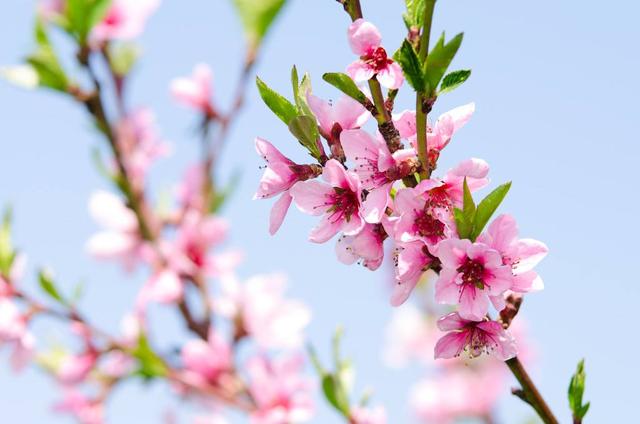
(403, 0, 426, 29)
(108, 43, 140, 77)
(291, 65, 314, 118)
(256, 76, 297, 124)
(66, 0, 112, 43)
(209, 170, 241, 213)
(424, 32, 464, 95)
(568, 359, 590, 422)
(132, 334, 168, 380)
(453, 207, 472, 240)
(288, 115, 321, 158)
(439, 69, 471, 95)
(38, 269, 67, 305)
(231, 0, 287, 48)
(393, 40, 425, 92)
(322, 73, 368, 104)
(470, 181, 512, 241)
(26, 20, 69, 92)
(462, 177, 476, 221)
(322, 374, 351, 417)
(0, 209, 15, 276)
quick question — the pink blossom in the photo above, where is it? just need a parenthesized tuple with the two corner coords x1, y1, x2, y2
(401, 103, 475, 149)
(393, 187, 455, 248)
(383, 304, 439, 367)
(100, 351, 134, 378)
(57, 352, 97, 384)
(346, 19, 403, 89)
(255, 138, 320, 235)
(91, 0, 160, 45)
(86, 191, 148, 269)
(477, 214, 548, 292)
(390, 241, 435, 306)
(54, 390, 104, 424)
(0, 298, 34, 371)
(170, 64, 214, 114)
(115, 108, 169, 187)
(0, 254, 26, 297)
(37, 0, 64, 20)
(410, 364, 505, 423)
(414, 158, 490, 210)
(138, 269, 183, 306)
(214, 274, 310, 350)
(435, 239, 513, 320)
(306, 92, 369, 136)
(434, 312, 517, 360)
(350, 406, 387, 424)
(181, 331, 232, 387)
(246, 354, 314, 424)
(169, 210, 234, 277)
(341, 129, 417, 223)
(290, 159, 364, 243)
(336, 223, 386, 270)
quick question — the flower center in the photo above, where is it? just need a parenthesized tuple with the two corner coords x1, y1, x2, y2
(414, 210, 445, 241)
(365, 47, 392, 72)
(457, 258, 486, 290)
(328, 187, 359, 222)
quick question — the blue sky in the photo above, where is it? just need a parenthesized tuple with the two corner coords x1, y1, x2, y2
(1, 0, 639, 422)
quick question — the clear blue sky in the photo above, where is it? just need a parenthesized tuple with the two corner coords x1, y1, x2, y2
(1, 0, 638, 422)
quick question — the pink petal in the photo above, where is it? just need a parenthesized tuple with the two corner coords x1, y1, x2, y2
(306, 93, 334, 134)
(458, 287, 489, 321)
(334, 95, 369, 130)
(376, 62, 404, 89)
(322, 159, 351, 189)
(361, 185, 390, 224)
(434, 268, 460, 304)
(393, 110, 417, 139)
(514, 238, 548, 272)
(290, 180, 332, 216)
(434, 331, 466, 359)
(346, 61, 375, 84)
(309, 214, 342, 243)
(347, 19, 381, 55)
(269, 192, 293, 235)
(436, 312, 468, 331)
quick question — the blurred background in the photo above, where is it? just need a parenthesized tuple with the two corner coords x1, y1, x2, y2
(1, 0, 639, 422)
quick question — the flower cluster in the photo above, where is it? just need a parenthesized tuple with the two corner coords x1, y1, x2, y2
(255, 18, 548, 361)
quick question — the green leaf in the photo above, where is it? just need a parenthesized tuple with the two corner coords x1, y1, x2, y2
(26, 20, 69, 92)
(322, 374, 351, 417)
(38, 269, 67, 305)
(470, 181, 511, 241)
(65, 0, 112, 43)
(231, 0, 287, 48)
(322, 72, 368, 104)
(403, 0, 426, 29)
(256, 76, 297, 125)
(568, 359, 590, 421)
(291, 65, 314, 118)
(393, 40, 425, 92)
(0, 209, 15, 276)
(209, 170, 242, 213)
(132, 334, 168, 380)
(306, 344, 326, 376)
(108, 43, 140, 77)
(424, 32, 464, 95)
(288, 115, 321, 158)
(439, 69, 471, 95)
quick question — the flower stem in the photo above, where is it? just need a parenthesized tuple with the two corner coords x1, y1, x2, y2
(506, 356, 559, 424)
(416, 0, 437, 179)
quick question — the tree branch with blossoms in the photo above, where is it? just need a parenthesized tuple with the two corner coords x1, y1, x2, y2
(0, 0, 320, 422)
(253, 0, 589, 423)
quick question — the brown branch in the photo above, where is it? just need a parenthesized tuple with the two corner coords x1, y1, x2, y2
(506, 357, 559, 424)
